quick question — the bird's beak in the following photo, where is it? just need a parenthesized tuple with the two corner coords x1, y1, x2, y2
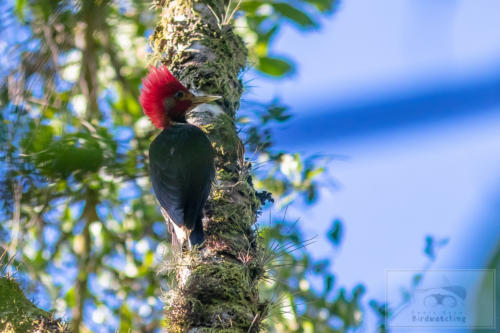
(192, 95, 222, 106)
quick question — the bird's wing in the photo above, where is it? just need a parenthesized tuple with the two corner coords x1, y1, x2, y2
(149, 124, 215, 230)
(178, 126, 215, 230)
(149, 132, 187, 227)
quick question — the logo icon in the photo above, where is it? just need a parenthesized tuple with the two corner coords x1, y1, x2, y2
(386, 269, 495, 329)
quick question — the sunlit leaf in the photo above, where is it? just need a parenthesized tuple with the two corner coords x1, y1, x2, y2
(272, 2, 317, 28)
(239, 0, 264, 14)
(14, 0, 26, 21)
(257, 56, 293, 77)
(305, 0, 338, 12)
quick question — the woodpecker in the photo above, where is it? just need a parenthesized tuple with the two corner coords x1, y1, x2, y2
(139, 66, 219, 250)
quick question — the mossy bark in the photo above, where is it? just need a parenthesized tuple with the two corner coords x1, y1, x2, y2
(150, 1, 268, 332)
(0, 277, 69, 333)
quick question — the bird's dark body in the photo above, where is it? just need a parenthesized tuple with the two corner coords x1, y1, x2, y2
(149, 123, 215, 247)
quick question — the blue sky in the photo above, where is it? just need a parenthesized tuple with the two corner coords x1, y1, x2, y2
(248, 0, 500, 330)
(251, 0, 500, 106)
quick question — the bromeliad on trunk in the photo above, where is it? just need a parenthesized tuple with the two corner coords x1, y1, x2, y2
(139, 65, 220, 250)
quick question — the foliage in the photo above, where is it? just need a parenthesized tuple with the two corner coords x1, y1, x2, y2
(237, 100, 328, 207)
(259, 219, 364, 332)
(236, 0, 339, 77)
(0, 0, 389, 332)
(1, 0, 165, 330)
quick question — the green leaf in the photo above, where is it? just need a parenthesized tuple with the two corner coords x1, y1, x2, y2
(259, 24, 279, 45)
(424, 235, 435, 259)
(325, 274, 335, 293)
(14, 0, 26, 21)
(119, 304, 133, 332)
(328, 219, 343, 245)
(272, 3, 317, 28)
(258, 56, 293, 77)
(305, 166, 324, 180)
(240, 0, 265, 14)
(23, 124, 54, 152)
(262, 104, 291, 123)
(305, 0, 338, 12)
(65, 288, 75, 307)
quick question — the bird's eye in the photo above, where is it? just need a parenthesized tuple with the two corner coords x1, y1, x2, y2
(174, 91, 185, 99)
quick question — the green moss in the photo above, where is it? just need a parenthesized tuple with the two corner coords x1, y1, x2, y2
(0, 277, 68, 333)
(165, 262, 258, 332)
(189, 262, 251, 302)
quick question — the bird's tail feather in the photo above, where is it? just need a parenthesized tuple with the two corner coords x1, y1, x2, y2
(189, 216, 204, 248)
(161, 208, 183, 254)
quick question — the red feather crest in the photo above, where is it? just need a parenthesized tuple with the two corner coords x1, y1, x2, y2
(139, 66, 187, 129)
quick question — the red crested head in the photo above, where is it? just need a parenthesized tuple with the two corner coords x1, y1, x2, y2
(139, 66, 191, 129)
(140, 65, 222, 129)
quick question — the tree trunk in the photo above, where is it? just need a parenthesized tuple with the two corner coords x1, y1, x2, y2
(151, 1, 268, 332)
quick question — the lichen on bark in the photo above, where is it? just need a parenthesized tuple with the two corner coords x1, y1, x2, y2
(150, 1, 268, 332)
